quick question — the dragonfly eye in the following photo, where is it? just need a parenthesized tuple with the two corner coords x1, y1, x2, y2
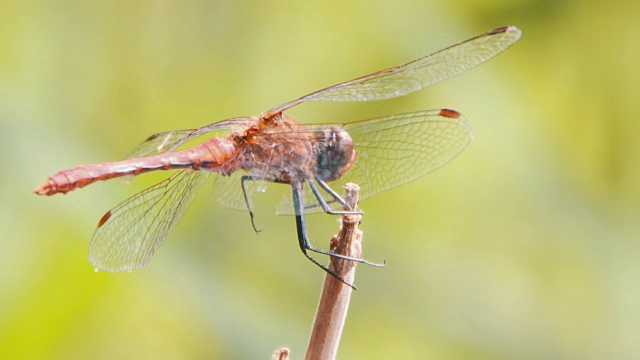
(315, 127, 355, 182)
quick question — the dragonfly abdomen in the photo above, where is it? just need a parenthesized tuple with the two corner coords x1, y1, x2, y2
(33, 137, 237, 196)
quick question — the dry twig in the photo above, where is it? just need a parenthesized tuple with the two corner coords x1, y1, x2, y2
(305, 183, 363, 360)
(272, 347, 290, 360)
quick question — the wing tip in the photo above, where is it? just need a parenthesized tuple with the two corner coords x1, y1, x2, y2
(439, 108, 462, 119)
(88, 254, 145, 273)
(97, 211, 112, 228)
(489, 25, 522, 41)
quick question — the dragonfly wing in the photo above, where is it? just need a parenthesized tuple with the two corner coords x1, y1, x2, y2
(125, 130, 196, 159)
(340, 109, 473, 202)
(211, 171, 258, 212)
(124, 117, 254, 159)
(89, 170, 211, 272)
(275, 109, 472, 215)
(265, 26, 520, 115)
(276, 181, 327, 215)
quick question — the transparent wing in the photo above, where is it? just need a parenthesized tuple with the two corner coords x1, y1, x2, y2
(265, 26, 521, 115)
(275, 182, 320, 215)
(211, 171, 261, 212)
(124, 117, 254, 159)
(277, 109, 473, 214)
(125, 130, 196, 159)
(89, 170, 211, 272)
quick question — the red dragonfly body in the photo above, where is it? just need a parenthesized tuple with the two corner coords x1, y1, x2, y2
(35, 137, 237, 196)
(35, 114, 357, 196)
(34, 26, 521, 282)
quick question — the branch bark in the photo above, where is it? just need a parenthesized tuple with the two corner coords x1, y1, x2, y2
(305, 183, 362, 360)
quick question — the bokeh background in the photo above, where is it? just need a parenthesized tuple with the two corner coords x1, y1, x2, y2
(2, 0, 639, 358)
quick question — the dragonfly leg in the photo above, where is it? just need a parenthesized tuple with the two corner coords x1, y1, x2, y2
(303, 197, 339, 212)
(241, 175, 264, 233)
(308, 178, 364, 215)
(291, 182, 384, 288)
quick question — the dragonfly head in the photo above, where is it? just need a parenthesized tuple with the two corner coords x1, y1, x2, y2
(315, 127, 356, 182)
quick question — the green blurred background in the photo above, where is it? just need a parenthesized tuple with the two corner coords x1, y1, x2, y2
(2, 0, 639, 358)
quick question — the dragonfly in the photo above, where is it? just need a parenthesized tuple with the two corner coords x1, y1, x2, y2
(34, 26, 521, 285)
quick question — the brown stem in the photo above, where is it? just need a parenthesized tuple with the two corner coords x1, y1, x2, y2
(305, 183, 362, 360)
